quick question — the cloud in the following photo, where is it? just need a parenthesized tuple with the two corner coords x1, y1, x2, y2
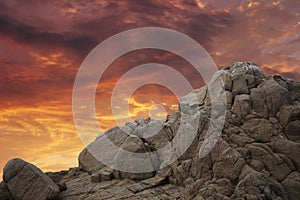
(262, 65, 300, 80)
(0, 13, 98, 57)
(0, 105, 84, 178)
(208, 0, 300, 81)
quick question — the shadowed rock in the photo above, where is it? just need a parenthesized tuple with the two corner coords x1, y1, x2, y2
(2, 158, 59, 200)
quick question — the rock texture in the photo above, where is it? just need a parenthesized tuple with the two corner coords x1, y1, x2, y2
(2, 158, 60, 200)
(1, 62, 300, 199)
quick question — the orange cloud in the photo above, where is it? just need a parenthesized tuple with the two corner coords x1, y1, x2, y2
(0, 105, 84, 179)
(30, 52, 72, 68)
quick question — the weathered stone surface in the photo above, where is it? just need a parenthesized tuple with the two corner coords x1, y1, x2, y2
(112, 136, 160, 180)
(274, 75, 300, 102)
(242, 118, 277, 142)
(128, 175, 168, 193)
(57, 173, 184, 200)
(232, 165, 287, 199)
(277, 105, 300, 126)
(282, 171, 300, 200)
(277, 105, 300, 142)
(193, 85, 208, 106)
(250, 87, 269, 116)
(229, 61, 265, 95)
(211, 139, 246, 182)
(0, 182, 13, 200)
(78, 127, 129, 173)
(251, 78, 293, 117)
(226, 127, 255, 147)
(225, 91, 233, 110)
(231, 94, 251, 118)
(91, 167, 113, 182)
(270, 138, 300, 171)
(221, 68, 233, 91)
(78, 148, 104, 173)
(263, 78, 292, 115)
(46, 170, 69, 185)
(232, 76, 249, 95)
(188, 178, 234, 200)
(285, 120, 300, 142)
(179, 90, 202, 115)
(245, 143, 293, 181)
(3, 158, 59, 200)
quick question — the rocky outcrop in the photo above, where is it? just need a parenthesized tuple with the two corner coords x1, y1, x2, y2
(1, 62, 300, 199)
(2, 158, 59, 200)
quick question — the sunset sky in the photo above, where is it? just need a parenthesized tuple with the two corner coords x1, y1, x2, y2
(0, 0, 299, 177)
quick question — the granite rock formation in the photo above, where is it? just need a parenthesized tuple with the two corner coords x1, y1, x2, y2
(1, 62, 300, 199)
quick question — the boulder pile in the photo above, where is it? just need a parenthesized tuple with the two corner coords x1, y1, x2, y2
(1, 62, 299, 199)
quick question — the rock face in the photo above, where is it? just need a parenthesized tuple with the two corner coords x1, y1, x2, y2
(0, 181, 13, 200)
(2, 158, 60, 200)
(1, 62, 300, 199)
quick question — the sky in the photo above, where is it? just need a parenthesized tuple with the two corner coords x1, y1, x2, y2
(0, 0, 299, 177)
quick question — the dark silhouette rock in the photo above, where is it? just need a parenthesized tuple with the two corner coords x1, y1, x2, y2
(3, 158, 59, 200)
(0, 182, 13, 200)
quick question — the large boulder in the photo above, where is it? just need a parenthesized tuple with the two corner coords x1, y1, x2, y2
(231, 94, 251, 118)
(227, 61, 265, 95)
(251, 77, 293, 116)
(112, 136, 160, 180)
(277, 105, 300, 142)
(241, 118, 277, 142)
(78, 126, 128, 173)
(3, 158, 59, 200)
(270, 138, 300, 171)
(231, 165, 287, 199)
(79, 119, 162, 180)
(282, 171, 300, 200)
(211, 139, 246, 182)
(245, 143, 293, 181)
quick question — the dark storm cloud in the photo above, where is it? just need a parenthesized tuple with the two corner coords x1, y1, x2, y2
(177, 11, 234, 48)
(73, 0, 235, 49)
(123, 0, 170, 14)
(0, 13, 98, 57)
(0, 0, 237, 61)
